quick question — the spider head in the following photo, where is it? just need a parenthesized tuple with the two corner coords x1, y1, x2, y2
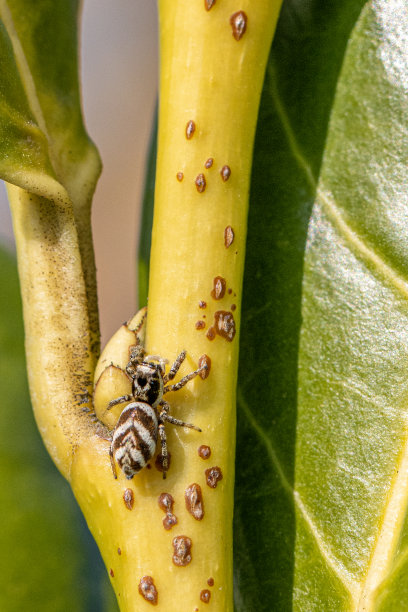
(132, 362, 163, 407)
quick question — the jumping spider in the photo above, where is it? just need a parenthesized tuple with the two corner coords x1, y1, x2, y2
(108, 319, 207, 479)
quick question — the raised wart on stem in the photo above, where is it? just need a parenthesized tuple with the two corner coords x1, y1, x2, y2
(198, 444, 211, 459)
(211, 276, 226, 300)
(139, 576, 158, 606)
(224, 225, 235, 248)
(230, 11, 247, 41)
(205, 466, 223, 488)
(195, 173, 207, 193)
(186, 120, 196, 139)
(204, 0, 216, 10)
(185, 483, 205, 520)
(220, 165, 231, 181)
(123, 488, 134, 510)
(172, 535, 192, 567)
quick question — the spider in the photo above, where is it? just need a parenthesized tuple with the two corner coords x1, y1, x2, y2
(108, 319, 207, 479)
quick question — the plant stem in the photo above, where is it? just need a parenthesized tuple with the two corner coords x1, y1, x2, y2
(7, 184, 96, 479)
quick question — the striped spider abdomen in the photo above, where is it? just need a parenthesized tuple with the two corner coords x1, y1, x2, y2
(110, 401, 158, 479)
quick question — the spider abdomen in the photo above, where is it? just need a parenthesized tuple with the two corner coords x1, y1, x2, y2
(111, 402, 158, 479)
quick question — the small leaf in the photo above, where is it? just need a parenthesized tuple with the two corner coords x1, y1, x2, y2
(0, 0, 100, 205)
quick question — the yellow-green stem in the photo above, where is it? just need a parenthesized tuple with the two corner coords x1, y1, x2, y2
(7, 184, 96, 479)
(144, 1, 282, 610)
(74, 3, 282, 611)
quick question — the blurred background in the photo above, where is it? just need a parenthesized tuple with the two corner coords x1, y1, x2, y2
(0, 0, 158, 345)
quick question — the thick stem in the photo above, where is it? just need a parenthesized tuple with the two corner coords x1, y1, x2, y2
(72, 2, 282, 611)
(7, 184, 96, 479)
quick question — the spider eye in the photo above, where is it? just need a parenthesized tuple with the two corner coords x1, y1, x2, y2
(137, 376, 147, 387)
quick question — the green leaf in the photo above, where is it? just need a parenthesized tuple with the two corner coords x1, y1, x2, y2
(0, 247, 118, 611)
(235, 0, 408, 610)
(0, 0, 100, 205)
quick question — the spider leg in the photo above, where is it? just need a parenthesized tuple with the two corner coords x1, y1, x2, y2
(161, 412, 202, 432)
(108, 394, 133, 409)
(163, 361, 208, 394)
(158, 422, 168, 479)
(163, 350, 186, 383)
(109, 445, 118, 479)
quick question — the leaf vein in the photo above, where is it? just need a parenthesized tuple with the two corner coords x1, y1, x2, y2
(237, 390, 359, 597)
(267, 60, 317, 192)
(316, 188, 408, 303)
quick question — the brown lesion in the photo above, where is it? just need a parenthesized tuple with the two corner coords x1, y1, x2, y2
(195, 173, 207, 193)
(198, 355, 211, 379)
(211, 276, 226, 300)
(205, 466, 223, 488)
(204, 0, 216, 10)
(172, 535, 193, 566)
(139, 576, 158, 605)
(230, 11, 248, 41)
(220, 165, 231, 181)
(198, 444, 211, 459)
(186, 120, 196, 139)
(185, 483, 205, 520)
(224, 226, 234, 248)
(158, 492, 178, 530)
(123, 488, 134, 510)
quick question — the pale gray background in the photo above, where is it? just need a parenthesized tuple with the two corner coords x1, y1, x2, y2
(0, 0, 158, 345)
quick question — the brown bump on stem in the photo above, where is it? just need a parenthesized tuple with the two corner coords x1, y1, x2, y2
(205, 157, 214, 168)
(198, 444, 211, 459)
(220, 165, 231, 182)
(231, 304, 236, 311)
(195, 173, 207, 193)
(214, 310, 236, 341)
(227, 288, 232, 295)
(206, 327, 216, 341)
(204, 0, 216, 10)
(200, 589, 211, 603)
(163, 513, 178, 530)
(110, 568, 114, 577)
(224, 225, 235, 248)
(207, 577, 214, 587)
(139, 576, 158, 605)
(211, 276, 226, 300)
(123, 488, 134, 510)
(158, 496, 178, 529)
(185, 483, 205, 521)
(117, 548, 122, 555)
(205, 466, 223, 488)
(198, 355, 211, 379)
(186, 120, 196, 139)
(230, 10, 247, 41)
(172, 535, 192, 566)
(195, 320, 206, 330)
(199, 300, 207, 309)
(176, 172, 184, 182)
(158, 492, 174, 513)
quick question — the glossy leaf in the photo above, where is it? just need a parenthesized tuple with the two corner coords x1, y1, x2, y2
(235, 0, 408, 610)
